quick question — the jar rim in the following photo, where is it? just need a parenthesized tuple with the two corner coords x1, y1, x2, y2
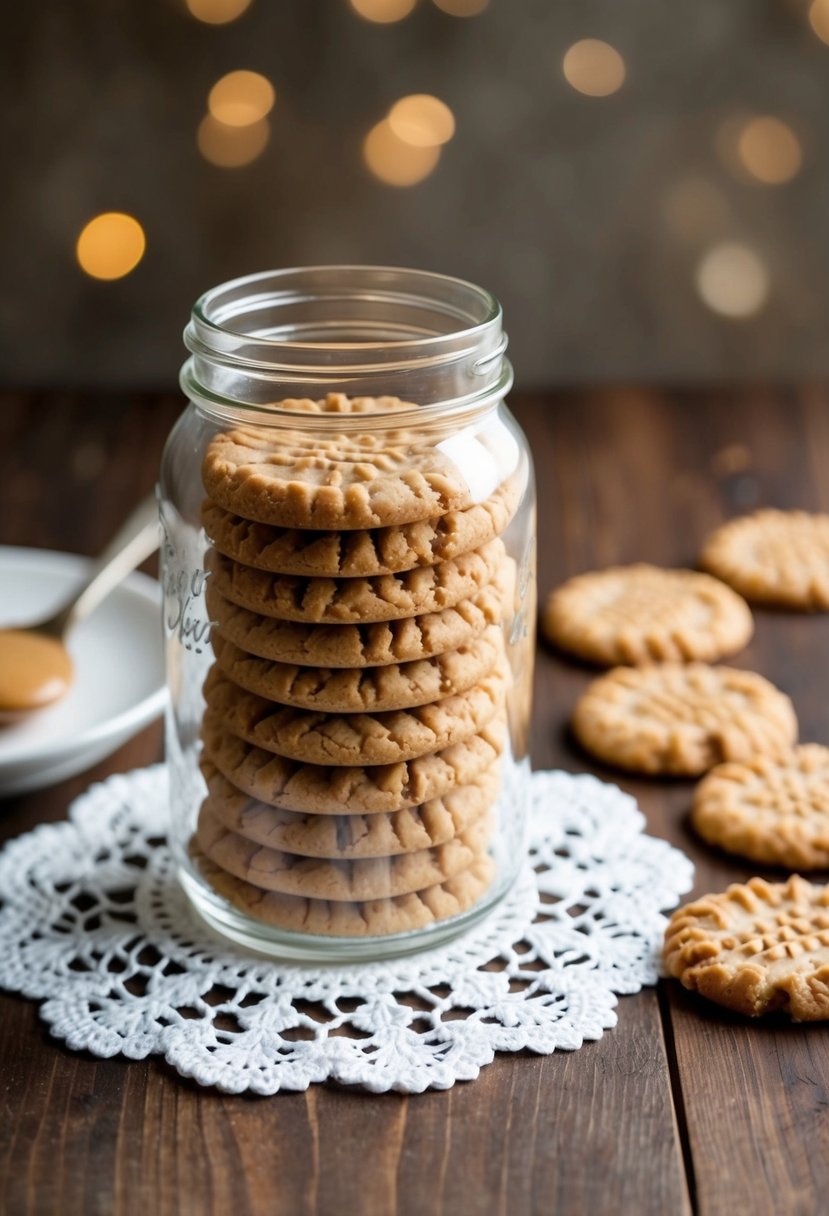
(182, 265, 512, 420)
(189, 264, 501, 357)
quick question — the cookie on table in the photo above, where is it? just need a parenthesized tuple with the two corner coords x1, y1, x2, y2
(205, 539, 506, 624)
(201, 712, 505, 815)
(210, 626, 504, 713)
(543, 564, 753, 665)
(572, 663, 797, 776)
(201, 760, 500, 859)
(663, 875, 829, 1020)
(191, 844, 496, 937)
(201, 477, 520, 578)
(700, 509, 829, 610)
(205, 577, 507, 668)
(196, 799, 493, 901)
(691, 744, 829, 870)
(201, 393, 502, 530)
(203, 665, 507, 766)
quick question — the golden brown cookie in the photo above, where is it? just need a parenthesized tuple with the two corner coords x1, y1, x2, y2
(543, 564, 753, 665)
(201, 394, 500, 530)
(664, 875, 829, 1020)
(196, 799, 492, 901)
(191, 844, 496, 937)
(203, 665, 507, 766)
(201, 478, 520, 578)
(700, 509, 829, 609)
(691, 745, 829, 869)
(201, 711, 505, 815)
(200, 759, 500, 859)
(205, 539, 506, 625)
(205, 578, 506, 667)
(572, 663, 797, 775)
(210, 626, 503, 713)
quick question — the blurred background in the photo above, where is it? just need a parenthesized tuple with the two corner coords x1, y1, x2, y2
(4, 0, 829, 388)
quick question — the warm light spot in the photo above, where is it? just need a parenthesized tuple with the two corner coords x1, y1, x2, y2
(185, 0, 252, 23)
(363, 119, 440, 186)
(663, 177, 729, 240)
(695, 243, 769, 319)
(388, 95, 455, 147)
(76, 213, 146, 281)
(737, 117, 802, 185)
(432, 0, 489, 15)
(197, 115, 270, 167)
(809, 0, 829, 45)
(349, 0, 416, 22)
(208, 71, 275, 127)
(562, 39, 625, 97)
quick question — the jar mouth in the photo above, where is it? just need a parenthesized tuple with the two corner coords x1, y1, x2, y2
(182, 265, 512, 420)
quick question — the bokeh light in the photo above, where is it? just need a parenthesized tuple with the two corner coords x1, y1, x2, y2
(185, 0, 252, 23)
(363, 119, 440, 186)
(349, 0, 417, 22)
(208, 71, 275, 127)
(809, 0, 829, 45)
(695, 243, 769, 318)
(388, 95, 455, 147)
(432, 0, 489, 15)
(736, 117, 802, 185)
(76, 213, 146, 281)
(562, 39, 625, 97)
(197, 115, 270, 167)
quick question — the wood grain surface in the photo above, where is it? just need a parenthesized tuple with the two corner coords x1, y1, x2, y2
(1, 389, 828, 1216)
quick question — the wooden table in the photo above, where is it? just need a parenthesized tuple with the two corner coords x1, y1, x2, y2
(2, 389, 828, 1216)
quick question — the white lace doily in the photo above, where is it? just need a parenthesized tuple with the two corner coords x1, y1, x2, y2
(0, 765, 692, 1095)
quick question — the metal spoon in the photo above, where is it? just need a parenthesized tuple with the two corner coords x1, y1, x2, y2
(0, 496, 160, 721)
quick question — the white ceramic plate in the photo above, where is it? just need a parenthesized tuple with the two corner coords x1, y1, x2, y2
(0, 546, 167, 796)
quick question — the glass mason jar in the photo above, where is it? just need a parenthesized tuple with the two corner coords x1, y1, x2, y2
(159, 266, 536, 961)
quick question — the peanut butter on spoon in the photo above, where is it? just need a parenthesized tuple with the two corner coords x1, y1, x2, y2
(0, 496, 160, 723)
(0, 631, 74, 717)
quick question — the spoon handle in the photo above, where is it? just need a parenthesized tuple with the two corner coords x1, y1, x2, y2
(46, 496, 160, 638)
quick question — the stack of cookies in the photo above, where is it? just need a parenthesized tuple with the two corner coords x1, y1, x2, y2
(191, 394, 522, 937)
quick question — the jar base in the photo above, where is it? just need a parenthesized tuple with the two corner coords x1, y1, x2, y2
(178, 860, 520, 964)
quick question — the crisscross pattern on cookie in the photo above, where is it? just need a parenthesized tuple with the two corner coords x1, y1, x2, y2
(692, 745, 829, 869)
(701, 509, 829, 609)
(664, 875, 829, 1019)
(544, 564, 752, 665)
(572, 663, 797, 775)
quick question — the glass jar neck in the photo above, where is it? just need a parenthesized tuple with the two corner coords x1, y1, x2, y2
(180, 266, 512, 425)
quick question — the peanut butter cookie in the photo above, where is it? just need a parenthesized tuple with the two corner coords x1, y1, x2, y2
(664, 875, 829, 1020)
(200, 759, 500, 859)
(205, 578, 506, 667)
(691, 744, 829, 869)
(201, 394, 498, 530)
(544, 564, 753, 665)
(191, 844, 496, 936)
(572, 663, 797, 775)
(196, 799, 492, 901)
(205, 539, 506, 624)
(201, 477, 519, 578)
(700, 509, 829, 609)
(210, 626, 503, 713)
(203, 665, 507, 766)
(201, 712, 505, 814)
